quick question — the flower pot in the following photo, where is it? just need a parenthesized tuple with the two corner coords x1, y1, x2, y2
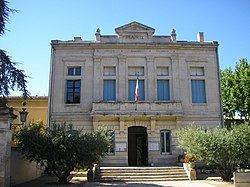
(190, 162, 196, 169)
(87, 169, 94, 182)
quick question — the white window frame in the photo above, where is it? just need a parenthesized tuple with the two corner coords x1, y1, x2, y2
(160, 130, 171, 154)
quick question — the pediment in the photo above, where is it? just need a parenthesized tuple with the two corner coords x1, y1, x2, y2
(115, 21, 155, 36)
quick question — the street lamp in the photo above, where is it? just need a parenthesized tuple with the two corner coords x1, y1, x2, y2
(19, 101, 28, 126)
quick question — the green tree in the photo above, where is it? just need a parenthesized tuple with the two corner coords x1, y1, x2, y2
(233, 58, 250, 120)
(221, 58, 250, 122)
(15, 122, 110, 184)
(221, 67, 236, 121)
(0, 0, 30, 106)
(176, 124, 250, 181)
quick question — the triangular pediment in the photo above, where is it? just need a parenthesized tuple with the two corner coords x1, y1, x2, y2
(115, 21, 155, 36)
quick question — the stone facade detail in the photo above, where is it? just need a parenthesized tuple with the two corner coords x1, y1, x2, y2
(0, 108, 16, 187)
(49, 22, 222, 166)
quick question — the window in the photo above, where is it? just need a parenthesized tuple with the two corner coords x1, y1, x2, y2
(128, 80, 145, 101)
(191, 80, 206, 103)
(66, 80, 81, 104)
(103, 66, 116, 76)
(157, 67, 169, 76)
(190, 67, 204, 76)
(103, 80, 116, 101)
(106, 130, 115, 154)
(128, 67, 144, 76)
(160, 130, 171, 154)
(67, 67, 81, 76)
(157, 80, 170, 101)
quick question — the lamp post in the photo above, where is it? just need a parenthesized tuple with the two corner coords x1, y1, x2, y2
(19, 101, 28, 127)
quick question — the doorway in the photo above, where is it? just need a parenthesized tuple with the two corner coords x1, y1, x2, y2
(128, 126, 148, 166)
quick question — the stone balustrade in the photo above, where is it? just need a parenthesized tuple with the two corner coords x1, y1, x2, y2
(91, 101, 183, 116)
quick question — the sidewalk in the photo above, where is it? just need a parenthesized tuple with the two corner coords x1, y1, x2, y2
(14, 175, 234, 187)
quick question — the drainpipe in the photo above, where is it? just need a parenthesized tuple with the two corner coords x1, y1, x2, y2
(215, 42, 224, 128)
(48, 44, 55, 129)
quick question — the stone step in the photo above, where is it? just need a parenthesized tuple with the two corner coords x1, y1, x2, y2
(94, 166, 189, 182)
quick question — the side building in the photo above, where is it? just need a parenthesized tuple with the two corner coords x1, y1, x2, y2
(49, 22, 222, 166)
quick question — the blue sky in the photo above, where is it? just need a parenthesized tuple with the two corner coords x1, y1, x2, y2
(1, 0, 250, 96)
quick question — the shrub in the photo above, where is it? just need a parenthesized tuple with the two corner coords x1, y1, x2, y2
(176, 123, 250, 181)
(15, 122, 110, 184)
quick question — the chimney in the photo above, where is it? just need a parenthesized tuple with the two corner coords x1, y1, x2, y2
(197, 32, 204, 42)
(74, 37, 82, 42)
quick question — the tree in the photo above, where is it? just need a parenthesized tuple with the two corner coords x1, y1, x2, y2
(15, 122, 111, 184)
(233, 58, 250, 120)
(176, 124, 250, 181)
(221, 67, 236, 121)
(221, 58, 250, 122)
(0, 0, 30, 106)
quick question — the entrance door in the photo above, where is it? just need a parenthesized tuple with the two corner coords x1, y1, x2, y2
(128, 126, 148, 166)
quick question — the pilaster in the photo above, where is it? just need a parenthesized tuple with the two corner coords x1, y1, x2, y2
(118, 56, 127, 101)
(93, 57, 101, 101)
(146, 56, 155, 100)
(0, 107, 16, 187)
(150, 117, 156, 134)
(171, 56, 180, 100)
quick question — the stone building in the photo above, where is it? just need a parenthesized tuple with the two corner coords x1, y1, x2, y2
(7, 96, 48, 126)
(49, 22, 222, 166)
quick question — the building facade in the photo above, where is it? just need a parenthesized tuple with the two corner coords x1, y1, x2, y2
(49, 22, 222, 166)
(7, 96, 48, 126)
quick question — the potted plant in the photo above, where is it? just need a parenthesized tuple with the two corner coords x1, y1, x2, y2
(184, 154, 197, 169)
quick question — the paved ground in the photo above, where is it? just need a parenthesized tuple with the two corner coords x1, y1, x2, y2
(14, 175, 234, 187)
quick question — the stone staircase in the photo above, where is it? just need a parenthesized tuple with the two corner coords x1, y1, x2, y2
(94, 166, 189, 182)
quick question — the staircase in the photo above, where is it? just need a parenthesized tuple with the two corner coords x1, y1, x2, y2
(94, 166, 189, 182)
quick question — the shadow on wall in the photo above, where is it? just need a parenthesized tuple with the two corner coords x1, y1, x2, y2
(10, 147, 44, 186)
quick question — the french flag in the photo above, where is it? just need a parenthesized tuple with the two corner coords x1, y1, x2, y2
(135, 78, 139, 103)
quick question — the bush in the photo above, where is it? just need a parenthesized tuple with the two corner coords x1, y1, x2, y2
(15, 122, 110, 184)
(176, 123, 250, 181)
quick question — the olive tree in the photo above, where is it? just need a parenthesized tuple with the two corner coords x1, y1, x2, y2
(176, 124, 250, 181)
(15, 122, 111, 184)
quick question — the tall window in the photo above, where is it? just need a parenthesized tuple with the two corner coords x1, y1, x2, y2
(160, 130, 171, 154)
(67, 67, 81, 76)
(128, 80, 145, 101)
(157, 80, 170, 101)
(103, 80, 116, 101)
(106, 130, 115, 154)
(191, 80, 206, 103)
(190, 66, 206, 104)
(66, 80, 81, 104)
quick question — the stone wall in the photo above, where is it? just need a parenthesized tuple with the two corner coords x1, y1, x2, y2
(0, 107, 16, 187)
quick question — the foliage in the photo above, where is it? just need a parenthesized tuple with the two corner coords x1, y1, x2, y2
(0, 0, 30, 106)
(15, 122, 111, 184)
(221, 58, 250, 122)
(176, 124, 250, 181)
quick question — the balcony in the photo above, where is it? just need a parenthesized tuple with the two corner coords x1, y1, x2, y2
(91, 101, 183, 116)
